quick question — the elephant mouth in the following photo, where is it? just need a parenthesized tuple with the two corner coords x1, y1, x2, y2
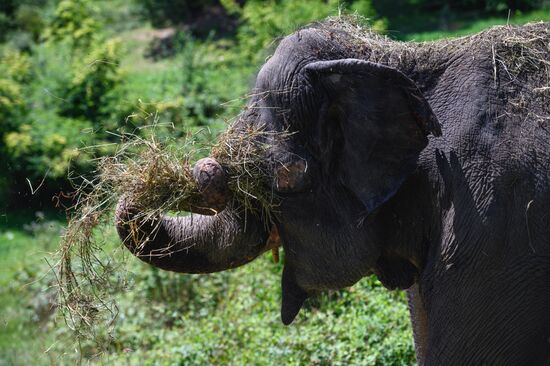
(111, 124, 314, 323)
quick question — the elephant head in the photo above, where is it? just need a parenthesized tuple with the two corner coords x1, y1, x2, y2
(115, 26, 441, 324)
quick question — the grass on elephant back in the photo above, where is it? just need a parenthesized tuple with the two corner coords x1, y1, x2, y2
(56, 123, 290, 339)
(326, 16, 549, 116)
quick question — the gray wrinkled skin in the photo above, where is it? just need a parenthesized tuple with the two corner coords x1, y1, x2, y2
(117, 21, 550, 365)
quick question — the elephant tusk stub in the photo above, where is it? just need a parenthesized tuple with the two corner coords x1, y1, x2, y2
(272, 247, 280, 263)
(266, 224, 282, 263)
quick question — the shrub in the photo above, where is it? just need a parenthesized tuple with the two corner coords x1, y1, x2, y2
(0, 79, 25, 133)
(0, 47, 32, 83)
(60, 38, 124, 125)
(45, 0, 100, 49)
(15, 4, 46, 42)
(136, 0, 218, 27)
(0, 22, 125, 206)
(74, 257, 416, 365)
(233, 0, 386, 64)
(0, 47, 32, 205)
(4, 113, 93, 179)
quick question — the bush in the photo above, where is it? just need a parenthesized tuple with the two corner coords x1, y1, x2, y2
(4, 113, 93, 179)
(136, 0, 218, 27)
(60, 38, 124, 124)
(0, 48, 32, 204)
(45, 0, 100, 49)
(123, 33, 231, 141)
(0, 47, 32, 83)
(15, 4, 46, 42)
(2, 38, 123, 186)
(98, 258, 415, 365)
(0, 79, 25, 133)
(0, 0, 18, 41)
(0, 3, 127, 207)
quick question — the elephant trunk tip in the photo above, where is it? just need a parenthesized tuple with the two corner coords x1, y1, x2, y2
(192, 157, 230, 215)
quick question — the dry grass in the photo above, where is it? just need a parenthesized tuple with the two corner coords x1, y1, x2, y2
(57, 133, 196, 334)
(321, 16, 548, 119)
(56, 124, 288, 335)
(322, 16, 548, 81)
(212, 124, 292, 223)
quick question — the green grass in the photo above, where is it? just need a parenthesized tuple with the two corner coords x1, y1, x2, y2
(399, 8, 550, 41)
(0, 212, 416, 365)
(0, 212, 64, 365)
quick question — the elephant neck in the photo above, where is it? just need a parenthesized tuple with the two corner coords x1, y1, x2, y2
(369, 168, 436, 290)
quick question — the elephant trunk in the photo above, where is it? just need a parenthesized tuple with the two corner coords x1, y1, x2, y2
(115, 157, 272, 273)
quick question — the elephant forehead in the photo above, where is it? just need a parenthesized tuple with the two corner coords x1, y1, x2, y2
(255, 28, 334, 92)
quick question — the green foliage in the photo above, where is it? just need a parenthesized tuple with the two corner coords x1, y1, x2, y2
(45, 0, 100, 49)
(0, 2, 128, 208)
(0, 0, 18, 41)
(136, 0, 217, 27)
(0, 1, 50, 48)
(0, 1, 127, 200)
(237, 0, 338, 62)
(0, 48, 32, 204)
(0, 214, 66, 365)
(60, 38, 124, 123)
(406, 0, 546, 12)
(15, 4, 47, 41)
(94, 260, 415, 365)
(235, 0, 386, 63)
(0, 48, 31, 131)
(402, 8, 550, 41)
(0, 217, 415, 365)
(0, 79, 25, 132)
(4, 113, 93, 178)
(122, 34, 241, 141)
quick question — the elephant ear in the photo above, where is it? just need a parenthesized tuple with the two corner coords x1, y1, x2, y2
(305, 59, 441, 213)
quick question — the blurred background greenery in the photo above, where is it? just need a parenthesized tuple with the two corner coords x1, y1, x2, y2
(0, 0, 548, 365)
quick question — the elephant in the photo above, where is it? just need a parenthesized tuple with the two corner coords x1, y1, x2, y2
(116, 19, 550, 365)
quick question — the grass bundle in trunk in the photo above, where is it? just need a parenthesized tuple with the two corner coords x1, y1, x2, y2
(57, 125, 285, 335)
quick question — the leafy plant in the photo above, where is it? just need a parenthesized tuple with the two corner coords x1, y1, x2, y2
(60, 38, 124, 124)
(232, 0, 386, 64)
(136, 0, 218, 27)
(45, 0, 100, 49)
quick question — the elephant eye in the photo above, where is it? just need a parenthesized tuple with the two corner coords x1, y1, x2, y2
(274, 159, 311, 193)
